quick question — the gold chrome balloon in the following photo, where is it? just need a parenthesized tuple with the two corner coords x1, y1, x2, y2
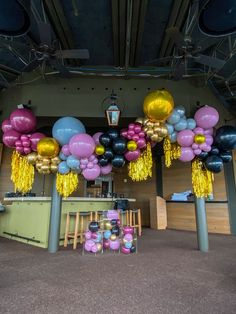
(36, 161, 43, 169)
(110, 234, 117, 241)
(194, 134, 206, 144)
(37, 137, 59, 158)
(146, 120, 154, 127)
(146, 129, 154, 137)
(51, 156, 61, 165)
(151, 134, 159, 142)
(143, 89, 174, 122)
(159, 126, 168, 137)
(105, 221, 112, 230)
(127, 140, 138, 151)
(95, 144, 105, 155)
(135, 117, 144, 125)
(42, 158, 50, 165)
(26, 152, 37, 165)
(41, 164, 50, 172)
(50, 164, 58, 173)
(96, 243, 102, 252)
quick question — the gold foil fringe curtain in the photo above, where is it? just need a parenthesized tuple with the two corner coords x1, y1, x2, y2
(191, 159, 214, 198)
(11, 151, 35, 193)
(163, 137, 181, 167)
(128, 143, 153, 181)
(56, 172, 79, 198)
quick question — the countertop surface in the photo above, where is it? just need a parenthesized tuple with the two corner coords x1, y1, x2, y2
(3, 197, 136, 202)
(166, 200, 228, 203)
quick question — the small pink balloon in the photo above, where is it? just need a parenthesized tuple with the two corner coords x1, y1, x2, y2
(125, 149, 141, 161)
(22, 140, 31, 148)
(129, 123, 135, 130)
(20, 134, 28, 141)
(100, 164, 112, 175)
(103, 239, 110, 249)
(134, 125, 142, 134)
(91, 232, 98, 240)
(80, 164, 86, 170)
(127, 135, 132, 140)
(139, 131, 146, 138)
(192, 143, 198, 150)
(3, 130, 21, 148)
(23, 147, 31, 154)
(123, 226, 134, 234)
(193, 149, 202, 155)
(84, 240, 94, 252)
(92, 132, 103, 145)
(205, 135, 213, 146)
(61, 144, 71, 156)
(30, 133, 46, 151)
(132, 134, 139, 141)
(16, 146, 24, 154)
(15, 140, 22, 147)
(1, 119, 13, 133)
(89, 154, 96, 162)
(109, 238, 120, 250)
(127, 130, 135, 137)
(82, 164, 101, 180)
(194, 127, 204, 134)
(179, 147, 195, 162)
(85, 231, 92, 240)
(137, 138, 146, 149)
(204, 128, 214, 136)
(107, 210, 119, 220)
(177, 129, 194, 147)
(121, 246, 130, 254)
(87, 162, 94, 169)
(93, 158, 98, 164)
(120, 129, 128, 138)
(124, 233, 133, 242)
(80, 158, 89, 165)
(203, 145, 211, 152)
(91, 244, 98, 253)
(199, 143, 207, 150)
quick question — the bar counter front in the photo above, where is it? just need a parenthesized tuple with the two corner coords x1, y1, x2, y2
(0, 197, 136, 248)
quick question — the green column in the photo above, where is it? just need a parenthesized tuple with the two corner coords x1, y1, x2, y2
(48, 175, 62, 253)
(194, 197, 209, 252)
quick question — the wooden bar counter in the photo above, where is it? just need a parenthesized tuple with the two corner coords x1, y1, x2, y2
(0, 197, 136, 248)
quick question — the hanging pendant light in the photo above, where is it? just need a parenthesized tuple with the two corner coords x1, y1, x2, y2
(102, 90, 123, 126)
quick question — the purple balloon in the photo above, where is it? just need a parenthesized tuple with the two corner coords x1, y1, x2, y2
(179, 147, 195, 162)
(127, 134, 132, 140)
(193, 149, 202, 155)
(20, 134, 28, 141)
(121, 246, 130, 254)
(24, 147, 31, 154)
(123, 226, 134, 234)
(194, 127, 204, 134)
(15, 140, 22, 147)
(103, 239, 110, 249)
(120, 129, 128, 138)
(129, 123, 135, 130)
(80, 164, 86, 170)
(10, 108, 36, 133)
(91, 244, 98, 253)
(134, 124, 142, 134)
(84, 240, 94, 252)
(177, 129, 194, 147)
(1, 119, 13, 133)
(80, 158, 89, 165)
(199, 143, 211, 152)
(124, 234, 133, 242)
(192, 143, 198, 150)
(3, 130, 21, 148)
(194, 105, 219, 129)
(87, 162, 94, 169)
(69, 133, 95, 158)
(204, 128, 214, 136)
(30, 133, 46, 151)
(127, 130, 135, 137)
(132, 134, 139, 141)
(107, 210, 119, 220)
(137, 138, 146, 149)
(139, 131, 145, 138)
(125, 149, 141, 161)
(205, 135, 213, 146)
(89, 154, 96, 162)
(22, 139, 31, 147)
(93, 132, 103, 145)
(82, 164, 101, 180)
(16, 146, 24, 154)
(85, 231, 92, 240)
(109, 238, 120, 250)
(93, 158, 98, 164)
(61, 144, 71, 156)
(100, 164, 112, 175)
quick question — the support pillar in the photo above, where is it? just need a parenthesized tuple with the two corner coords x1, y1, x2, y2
(48, 175, 62, 253)
(194, 197, 209, 252)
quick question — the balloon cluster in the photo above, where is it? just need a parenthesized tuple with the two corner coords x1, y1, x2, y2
(142, 119, 168, 143)
(2, 108, 46, 154)
(84, 222, 103, 253)
(121, 226, 136, 254)
(102, 210, 121, 251)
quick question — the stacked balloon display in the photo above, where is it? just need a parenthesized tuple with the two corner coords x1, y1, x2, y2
(84, 221, 103, 254)
(102, 210, 121, 252)
(121, 226, 137, 254)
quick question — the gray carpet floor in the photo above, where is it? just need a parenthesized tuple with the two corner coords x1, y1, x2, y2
(0, 229, 236, 314)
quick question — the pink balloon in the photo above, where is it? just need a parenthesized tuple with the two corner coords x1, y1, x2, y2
(107, 210, 119, 220)
(22, 140, 31, 148)
(89, 154, 96, 162)
(84, 240, 94, 252)
(10, 108, 36, 133)
(124, 234, 133, 242)
(103, 239, 110, 249)
(91, 232, 98, 240)
(177, 129, 194, 147)
(121, 246, 130, 254)
(123, 226, 134, 234)
(194, 127, 204, 134)
(1, 119, 13, 133)
(194, 105, 219, 129)
(87, 162, 94, 169)
(85, 231, 92, 240)
(125, 149, 141, 161)
(3, 130, 20, 148)
(61, 144, 71, 156)
(109, 239, 120, 250)
(92, 132, 103, 145)
(193, 149, 202, 155)
(93, 158, 98, 164)
(15, 140, 22, 147)
(69, 133, 95, 158)
(139, 131, 145, 138)
(134, 125, 142, 134)
(205, 135, 213, 146)
(192, 143, 198, 150)
(23, 147, 31, 154)
(120, 129, 128, 138)
(82, 164, 101, 180)
(91, 244, 98, 253)
(80, 164, 86, 170)
(16, 146, 24, 154)
(179, 147, 195, 162)
(137, 138, 146, 149)
(80, 158, 89, 165)
(200, 144, 211, 152)
(127, 130, 135, 137)
(20, 134, 28, 141)
(132, 134, 139, 141)
(129, 123, 135, 130)
(204, 128, 214, 136)
(30, 133, 46, 151)
(100, 164, 112, 175)
(127, 135, 132, 140)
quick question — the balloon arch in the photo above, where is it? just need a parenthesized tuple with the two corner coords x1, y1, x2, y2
(2, 89, 236, 198)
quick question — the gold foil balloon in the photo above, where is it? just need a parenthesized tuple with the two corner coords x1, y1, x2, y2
(36, 161, 43, 169)
(146, 129, 154, 137)
(151, 134, 159, 142)
(42, 158, 50, 165)
(95, 144, 105, 155)
(194, 134, 206, 144)
(96, 243, 102, 252)
(51, 156, 61, 165)
(26, 152, 38, 165)
(159, 126, 168, 137)
(41, 164, 50, 172)
(135, 117, 144, 125)
(105, 221, 112, 230)
(37, 137, 59, 158)
(143, 89, 174, 122)
(110, 234, 117, 241)
(50, 164, 58, 173)
(127, 140, 138, 151)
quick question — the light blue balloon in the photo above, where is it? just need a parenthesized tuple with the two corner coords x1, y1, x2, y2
(59, 151, 67, 161)
(58, 161, 70, 174)
(186, 118, 196, 130)
(174, 118, 187, 131)
(175, 105, 185, 117)
(166, 123, 174, 135)
(167, 110, 180, 125)
(124, 241, 132, 249)
(66, 155, 80, 170)
(52, 117, 86, 146)
(104, 230, 111, 240)
(94, 233, 102, 243)
(170, 131, 177, 143)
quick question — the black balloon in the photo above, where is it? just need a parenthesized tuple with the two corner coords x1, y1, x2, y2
(103, 147, 114, 160)
(113, 137, 127, 154)
(210, 146, 219, 156)
(111, 225, 120, 236)
(89, 221, 99, 232)
(130, 246, 136, 253)
(204, 155, 223, 173)
(107, 128, 119, 140)
(98, 156, 109, 166)
(219, 151, 232, 163)
(110, 219, 118, 226)
(112, 155, 125, 168)
(99, 133, 112, 147)
(214, 125, 236, 150)
(198, 151, 209, 161)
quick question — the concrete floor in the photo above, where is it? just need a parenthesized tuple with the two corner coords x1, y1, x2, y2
(0, 229, 236, 314)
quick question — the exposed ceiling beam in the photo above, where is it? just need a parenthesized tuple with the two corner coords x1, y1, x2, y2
(0, 64, 20, 76)
(111, 0, 119, 66)
(119, 0, 127, 66)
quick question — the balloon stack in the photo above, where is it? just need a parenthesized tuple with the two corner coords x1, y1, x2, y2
(84, 222, 103, 254)
(102, 210, 121, 252)
(142, 119, 168, 143)
(32, 155, 61, 175)
(121, 226, 137, 254)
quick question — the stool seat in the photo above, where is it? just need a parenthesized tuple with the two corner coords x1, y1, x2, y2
(79, 211, 91, 216)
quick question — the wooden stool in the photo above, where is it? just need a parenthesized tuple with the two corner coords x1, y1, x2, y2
(118, 209, 129, 227)
(93, 210, 104, 221)
(78, 211, 93, 244)
(64, 211, 93, 249)
(129, 209, 142, 236)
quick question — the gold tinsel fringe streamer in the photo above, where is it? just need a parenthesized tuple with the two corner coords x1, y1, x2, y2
(56, 172, 79, 198)
(163, 137, 181, 168)
(191, 159, 214, 198)
(128, 143, 153, 181)
(11, 151, 35, 193)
